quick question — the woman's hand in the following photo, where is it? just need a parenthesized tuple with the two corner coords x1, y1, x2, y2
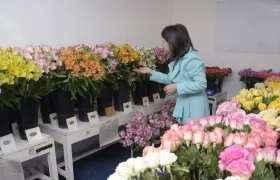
(164, 83, 177, 95)
(133, 67, 152, 74)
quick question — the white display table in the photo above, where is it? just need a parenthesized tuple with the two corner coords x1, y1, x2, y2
(38, 95, 176, 180)
(0, 133, 58, 180)
(208, 91, 228, 115)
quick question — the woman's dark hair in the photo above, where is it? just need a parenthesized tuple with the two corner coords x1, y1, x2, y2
(161, 24, 196, 61)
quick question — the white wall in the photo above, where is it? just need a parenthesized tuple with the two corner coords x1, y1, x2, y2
(0, 0, 172, 48)
(172, 0, 280, 98)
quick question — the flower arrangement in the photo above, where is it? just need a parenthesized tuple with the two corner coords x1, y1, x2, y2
(108, 150, 179, 180)
(119, 101, 176, 150)
(153, 47, 169, 65)
(0, 47, 40, 107)
(0, 47, 43, 107)
(265, 76, 280, 89)
(238, 68, 280, 87)
(232, 88, 279, 114)
(112, 100, 280, 180)
(111, 43, 143, 85)
(19, 45, 61, 73)
(92, 44, 118, 74)
(206, 66, 232, 79)
(153, 47, 170, 73)
(17, 45, 62, 97)
(259, 108, 280, 128)
(58, 44, 106, 97)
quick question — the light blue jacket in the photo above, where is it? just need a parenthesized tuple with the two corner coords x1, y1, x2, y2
(150, 49, 210, 124)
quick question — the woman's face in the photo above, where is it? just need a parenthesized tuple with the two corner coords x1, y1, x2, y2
(162, 38, 170, 55)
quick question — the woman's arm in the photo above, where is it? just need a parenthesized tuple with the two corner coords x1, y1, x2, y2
(176, 58, 207, 95)
(149, 71, 171, 85)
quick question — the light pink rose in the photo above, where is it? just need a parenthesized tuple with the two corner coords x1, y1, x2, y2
(183, 129, 193, 142)
(216, 101, 240, 117)
(142, 144, 160, 156)
(230, 118, 238, 129)
(199, 117, 209, 127)
(224, 133, 235, 147)
(218, 145, 252, 171)
(184, 122, 204, 131)
(262, 147, 277, 163)
(192, 130, 205, 144)
(226, 159, 255, 180)
(245, 114, 262, 125)
(246, 114, 266, 129)
(208, 116, 217, 126)
(215, 115, 223, 124)
(223, 117, 231, 126)
(230, 109, 246, 121)
(275, 149, 280, 165)
(246, 148, 257, 162)
(255, 148, 264, 162)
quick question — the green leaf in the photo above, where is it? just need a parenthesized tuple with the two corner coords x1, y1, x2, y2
(253, 160, 265, 177)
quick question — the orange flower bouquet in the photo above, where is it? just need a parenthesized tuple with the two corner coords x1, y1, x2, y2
(58, 44, 106, 98)
(52, 44, 107, 126)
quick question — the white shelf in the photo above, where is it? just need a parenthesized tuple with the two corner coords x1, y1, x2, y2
(0, 133, 51, 157)
(0, 133, 58, 180)
(38, 95, 176, 180)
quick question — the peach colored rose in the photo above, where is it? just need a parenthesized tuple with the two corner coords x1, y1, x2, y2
(170, 124, 179, 131)
(203, 133, 211, 148)
(208, 131, 218, 144)
(213, 127, 224, 144)
(244, 140, 259, 149)
(192, 130, 205, 144)
(224, 133, 235, 147)
(160, 139, 178, 152)
(142, 144, 160, 156)
(233, 133, 248, 146)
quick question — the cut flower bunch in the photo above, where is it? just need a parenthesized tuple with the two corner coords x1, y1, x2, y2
(119, 100, 176, 150)
(0, 47, 42, 108)
(206, 66, 232, 79)
(110, 100, 280, 180)
(58, 44, 106, 97)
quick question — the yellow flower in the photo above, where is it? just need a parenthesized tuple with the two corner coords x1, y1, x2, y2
(264, 114, 277, 126)
(263, 90, 268, 98)
(242, 101, 254, 112)
(275, 117, 280, 128)
(258, 103, 267, 111)
(239, 89, 248, 96)
(254, 96, 263, 104)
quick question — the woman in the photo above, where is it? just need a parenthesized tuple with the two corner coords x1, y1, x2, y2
(134, 24, 210, 124)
